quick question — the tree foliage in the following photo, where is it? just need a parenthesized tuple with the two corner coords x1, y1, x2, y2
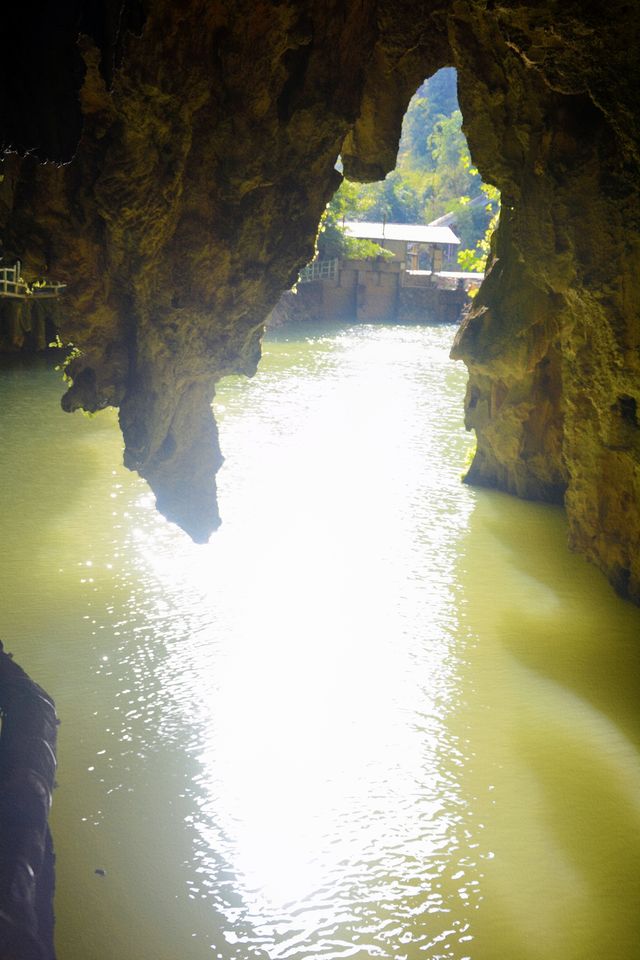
(457, 183, 501, 273)
(317, 179, 394, 260)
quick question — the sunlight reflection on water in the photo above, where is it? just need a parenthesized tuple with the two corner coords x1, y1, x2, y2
(2, 324, 640, 960)
(128, 324, 477, 957)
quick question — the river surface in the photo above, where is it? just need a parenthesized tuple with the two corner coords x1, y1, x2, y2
(1, 322, 640, 960)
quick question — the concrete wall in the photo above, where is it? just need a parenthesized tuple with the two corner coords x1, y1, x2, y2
(295, 259, 469, 324)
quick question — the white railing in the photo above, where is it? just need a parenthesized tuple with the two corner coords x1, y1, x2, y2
(0, 263, 28, 298)
(298, 258, 338, 283)
(0, 261, 66, 299)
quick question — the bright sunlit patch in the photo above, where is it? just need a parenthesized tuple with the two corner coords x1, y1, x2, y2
(126, 326, 476, 945)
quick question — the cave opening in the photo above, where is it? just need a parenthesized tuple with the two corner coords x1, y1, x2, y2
(1, 4, 640, 958)
(320, 67, 499, 283)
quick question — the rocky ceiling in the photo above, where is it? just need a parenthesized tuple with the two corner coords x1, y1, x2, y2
(1, 1, 639, 602)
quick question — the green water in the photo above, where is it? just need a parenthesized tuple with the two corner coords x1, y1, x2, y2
(1, 323, 640, 960)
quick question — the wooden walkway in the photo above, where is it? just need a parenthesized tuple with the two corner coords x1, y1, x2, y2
(0, 261, 66, 299)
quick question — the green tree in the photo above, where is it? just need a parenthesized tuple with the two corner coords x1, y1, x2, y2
(457, 183, 501, 272)
(316, 180, 393, 260)
(398, 67, 458, 168)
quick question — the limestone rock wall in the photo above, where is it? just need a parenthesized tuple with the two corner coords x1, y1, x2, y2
(450, 4, 640, 602)
(1, 0, 386, 541)
(1, 1, 639, 600)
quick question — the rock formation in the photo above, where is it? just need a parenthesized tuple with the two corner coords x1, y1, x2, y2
(0, 643, 57, 960)
(449, 4, 640, 603)
(1, 1, 638, 599)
